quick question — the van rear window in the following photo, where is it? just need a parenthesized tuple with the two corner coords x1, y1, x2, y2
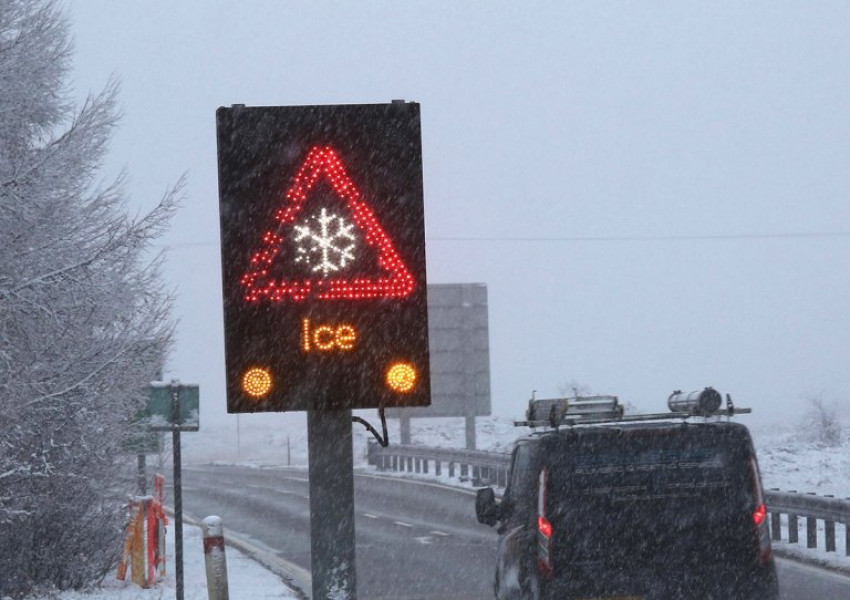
(571, 446, 730, 501)
(549, 432, 748, 504)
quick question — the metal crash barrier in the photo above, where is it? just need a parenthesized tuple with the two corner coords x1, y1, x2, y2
(766, 489, 850, 556)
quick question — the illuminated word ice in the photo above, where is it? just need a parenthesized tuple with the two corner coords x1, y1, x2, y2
(301, 317, 357, 352)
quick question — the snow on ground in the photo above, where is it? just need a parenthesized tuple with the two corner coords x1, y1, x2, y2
(751, 422, 850, 499)
(43, 517, 298, 600)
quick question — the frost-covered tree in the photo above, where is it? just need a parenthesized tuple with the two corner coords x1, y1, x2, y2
(0, 1, 180, 596)
(800, 396, 843, 447)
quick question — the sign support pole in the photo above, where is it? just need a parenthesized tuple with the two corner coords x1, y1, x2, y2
(137, 454, 147, 495)
(171, 382, 185, 600)
(307, 409, 357, 599)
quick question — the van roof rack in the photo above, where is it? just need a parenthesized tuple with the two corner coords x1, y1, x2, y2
(515, 388, 752, 429)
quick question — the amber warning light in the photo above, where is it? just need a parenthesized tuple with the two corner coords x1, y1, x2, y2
(216, 102, 431, 413)
(242, 368, 272, 398)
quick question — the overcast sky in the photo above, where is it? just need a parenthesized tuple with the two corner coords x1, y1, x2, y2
(68, 2, 849, 427)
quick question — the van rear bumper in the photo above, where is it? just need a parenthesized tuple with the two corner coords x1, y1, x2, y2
(543, 561, 779, 600)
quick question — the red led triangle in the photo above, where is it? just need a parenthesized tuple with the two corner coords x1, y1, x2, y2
(241, 146, 416, 302)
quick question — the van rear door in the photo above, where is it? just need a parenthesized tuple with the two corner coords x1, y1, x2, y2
(545, 424, 757, 574)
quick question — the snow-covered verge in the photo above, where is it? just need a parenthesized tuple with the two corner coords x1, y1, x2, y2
(752, 422, 850, 499)
(30, 519, 299, 600)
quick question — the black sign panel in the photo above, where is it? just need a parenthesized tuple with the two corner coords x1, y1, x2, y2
(216, 103, 430, 413)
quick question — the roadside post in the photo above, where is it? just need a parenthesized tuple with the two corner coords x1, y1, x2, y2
(147, 381, 200, 600)
(171, 382, 184, 600)
(202, 516, 230, 600)
(216, 101, 431, 599)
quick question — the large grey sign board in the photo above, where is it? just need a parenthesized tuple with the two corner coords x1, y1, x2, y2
(387, 283, 491, 418)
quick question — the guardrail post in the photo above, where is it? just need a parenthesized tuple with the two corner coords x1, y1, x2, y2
(423, 458, 429, 474)
(407, 456, 413, 472)
(846, 522, 850, 556)
(806, 493, 818, 548)
(806, 516, 817, 548)
(435, 460, 441, 476)
(202, 516, 229, 600)
(770, 511, 781, 542)
(788, 514, 798, 544)
(825, 520, 835, 552)
(366, 441, 376, 467)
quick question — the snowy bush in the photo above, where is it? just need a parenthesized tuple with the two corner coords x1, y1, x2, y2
(0, 1, 180, 596)
(799, 396, 843, 447)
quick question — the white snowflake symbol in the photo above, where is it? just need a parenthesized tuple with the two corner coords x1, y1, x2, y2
(292, 207, 358, 276)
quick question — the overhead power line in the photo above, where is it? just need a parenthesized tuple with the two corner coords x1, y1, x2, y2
(159, 230, 850, 250)
(428, 231, 850, 243)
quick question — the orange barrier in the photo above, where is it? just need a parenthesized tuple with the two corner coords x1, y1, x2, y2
(117, 473, 169, 588)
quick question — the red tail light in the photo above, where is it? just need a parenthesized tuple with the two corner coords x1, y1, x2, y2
(749, 456, 772, 564)
(537, 468, 553, 578)
(538, 515, 553, 539)
(753, 503, 767, 527)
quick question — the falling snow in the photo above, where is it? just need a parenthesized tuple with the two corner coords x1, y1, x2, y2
(293, 207, 357, 276)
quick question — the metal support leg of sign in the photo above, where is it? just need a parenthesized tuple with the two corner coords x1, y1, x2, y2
(137, 454, 147, 495)
(399, 414, 411, 445)
(171, 383, 185, 600)
(308, 409, 357, 599)
(465, 415, 477, 450)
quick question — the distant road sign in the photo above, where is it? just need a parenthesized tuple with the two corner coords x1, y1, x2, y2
(216, 102, 430, 413)
(146, 383, 200, 431)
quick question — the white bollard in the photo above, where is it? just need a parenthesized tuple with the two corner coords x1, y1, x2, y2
(202, 516, 230, 600)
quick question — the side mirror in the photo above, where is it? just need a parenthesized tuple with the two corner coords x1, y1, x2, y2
(475, 487, 501, 526)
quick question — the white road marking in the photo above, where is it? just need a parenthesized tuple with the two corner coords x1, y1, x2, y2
(362, 513, 380, 519)
(245, 484, 304, 498)
(430, 530, 450, 537)
(414, 536, 433, 545)
(285, 476, 309, 483)
(394, 521, 413, 528)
